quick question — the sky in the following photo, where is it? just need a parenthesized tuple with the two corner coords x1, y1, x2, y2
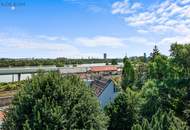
(0, 0, 190, 58)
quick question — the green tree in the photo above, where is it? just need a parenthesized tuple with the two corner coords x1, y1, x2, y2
(170, 43, 190, 76)
(3, 72, 107, 130)
(132, 110, 189, 130)
(140, 80, 160, 121)
(184, 102, 190, 126)
(106, 61, 109, 65)
(132, 124, 143, 130)
(148, 55, 170, 80)
(132, 119, 149, 130)
(135, 62, 148, 88)
(111, 59, 118, 65)
(183, 84, 190, 126)
(150, 45, 160, 61)
(105, 89, 141, 130)
(121, 56, 135, 90)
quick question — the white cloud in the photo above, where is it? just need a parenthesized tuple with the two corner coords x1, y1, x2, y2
(178, 0, 190, 4)
(131, 2, 142, 10)
(112, 0, 142, 14)
(137, 29, 148, 34)
(112, 0, 129, 9)
(113, 0, 190, 34)
(38, 35, 67, 41)
(125, 12, 156, 26)
(159, 35, 190, 45)
(76, 36, 125, 48)
(0, 33, 81, 58)
(125, 37, 154, 45)
(0, 33, 129, 58)
(112, 0, 190, 46)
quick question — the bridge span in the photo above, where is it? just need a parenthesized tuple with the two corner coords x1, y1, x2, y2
(0, 66, 58, 82)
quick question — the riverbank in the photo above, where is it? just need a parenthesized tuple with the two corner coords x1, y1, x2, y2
(0, 81, 24, 92)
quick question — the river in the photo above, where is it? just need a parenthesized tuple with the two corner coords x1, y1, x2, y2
(0, 74, 32, 83)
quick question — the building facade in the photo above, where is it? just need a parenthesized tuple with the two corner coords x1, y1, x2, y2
(91, 78, 118, 107)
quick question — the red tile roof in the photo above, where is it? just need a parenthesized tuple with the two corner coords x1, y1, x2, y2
(90, 66, 117, 72)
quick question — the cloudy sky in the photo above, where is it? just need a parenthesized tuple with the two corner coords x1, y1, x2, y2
(0, 0, 190, 58)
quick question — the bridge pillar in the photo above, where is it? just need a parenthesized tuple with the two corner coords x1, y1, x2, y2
(12, 74, 14, 82)
(18, 73, 21, 81)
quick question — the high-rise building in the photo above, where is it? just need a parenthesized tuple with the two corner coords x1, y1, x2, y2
(103, 53, 107, 59)
(144, 53, 147, 63)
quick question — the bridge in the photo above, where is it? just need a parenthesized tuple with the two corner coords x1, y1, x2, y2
(0, 66, 58, 82)
(0, 64, 123, 82)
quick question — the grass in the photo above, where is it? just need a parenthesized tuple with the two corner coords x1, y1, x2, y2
(0, 81, 25, 92)
(0, 90, 16, 97)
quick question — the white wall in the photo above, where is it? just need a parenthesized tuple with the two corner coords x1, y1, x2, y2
(98, 81, 117, 107)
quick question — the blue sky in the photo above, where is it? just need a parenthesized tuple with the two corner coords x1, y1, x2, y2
(0, 0, 190, 58)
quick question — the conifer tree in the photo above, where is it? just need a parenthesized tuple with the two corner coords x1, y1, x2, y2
(150, 45, 160, 61)
(121, 56, 135, 90)
(132, 110, 189, 130)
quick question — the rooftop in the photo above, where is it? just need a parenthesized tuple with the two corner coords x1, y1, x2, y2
(90, 66, 117, 72)
(59, 67, 88, 74)
(91, 77, 112, 97)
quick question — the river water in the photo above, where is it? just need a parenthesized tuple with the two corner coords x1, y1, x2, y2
(0, 74, 32, 83)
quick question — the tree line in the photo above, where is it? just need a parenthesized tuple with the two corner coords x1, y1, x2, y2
(0, 55, 150, 67)
(0, 58, 124, 67)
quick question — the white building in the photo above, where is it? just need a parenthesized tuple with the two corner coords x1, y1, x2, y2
(90, 78, 118, 108)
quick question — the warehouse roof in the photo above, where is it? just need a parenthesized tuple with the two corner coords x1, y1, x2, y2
(59, 67, 88, 74)
(90, 66, 117, 72)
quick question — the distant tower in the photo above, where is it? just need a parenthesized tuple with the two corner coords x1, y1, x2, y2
(103, 53, 107, 59)
(124, 52, 128, 58)
(144, 53, 147, 63)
